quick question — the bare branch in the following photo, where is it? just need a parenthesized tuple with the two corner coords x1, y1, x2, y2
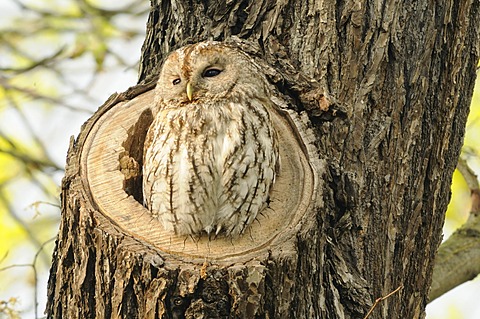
(457, 158, 479, 190)
(0, 47, 65, 73)
(0, 237, 56, 319)
(363, 286, 403, 319)
(429, 158, 480, 302)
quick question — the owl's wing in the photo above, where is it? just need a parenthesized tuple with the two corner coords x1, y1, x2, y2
(142, 109, 220, 235)
(216, 99, 278, 235)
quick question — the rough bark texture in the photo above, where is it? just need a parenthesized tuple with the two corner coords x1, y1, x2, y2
(47, 1, 480, 319)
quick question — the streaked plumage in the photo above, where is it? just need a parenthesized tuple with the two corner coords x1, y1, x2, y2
(143, 41, 278, 236)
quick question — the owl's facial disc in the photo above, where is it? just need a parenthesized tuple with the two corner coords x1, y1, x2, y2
(156, 44, 249, 106)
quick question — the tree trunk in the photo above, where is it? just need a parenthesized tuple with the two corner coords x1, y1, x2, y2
(47, 1, 480, 318)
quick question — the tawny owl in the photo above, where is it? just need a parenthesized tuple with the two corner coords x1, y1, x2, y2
(142, 41, 279, 237)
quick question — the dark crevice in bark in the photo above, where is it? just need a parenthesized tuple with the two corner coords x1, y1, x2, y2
(123, 267, 140, 317)
(84, 248, 97, 318)
(46, 1, 480, 318)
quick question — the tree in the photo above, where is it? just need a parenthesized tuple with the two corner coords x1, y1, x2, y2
(0, 1, 149, 317)
(46, 1, 480, 318)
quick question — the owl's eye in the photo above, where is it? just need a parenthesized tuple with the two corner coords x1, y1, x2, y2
(202, 68, 222, 78)
(172, 78, 181, 85)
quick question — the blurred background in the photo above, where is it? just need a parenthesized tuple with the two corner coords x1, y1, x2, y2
(0, 1, 478, 318)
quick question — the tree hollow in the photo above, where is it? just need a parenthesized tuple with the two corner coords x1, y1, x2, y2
(82, 87, 316, 264)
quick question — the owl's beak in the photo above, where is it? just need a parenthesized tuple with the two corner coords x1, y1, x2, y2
(186, 82, 194, 101)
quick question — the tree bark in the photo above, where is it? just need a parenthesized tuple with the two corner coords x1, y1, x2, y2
(47, 1, 480, 319)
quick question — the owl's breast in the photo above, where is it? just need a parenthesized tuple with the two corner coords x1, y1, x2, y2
(144, 98, 276, 235)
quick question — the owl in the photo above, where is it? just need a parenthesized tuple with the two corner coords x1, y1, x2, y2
(142, 41, 279, 237)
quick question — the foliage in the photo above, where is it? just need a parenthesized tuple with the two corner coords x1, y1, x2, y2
(446, 73, 480, 235)
(0, 297, 21, 319)
(0, 0, 478, 318)
(0, 0, 148, 316)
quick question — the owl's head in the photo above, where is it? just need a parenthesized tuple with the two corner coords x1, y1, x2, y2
(155, 41, 268, 106)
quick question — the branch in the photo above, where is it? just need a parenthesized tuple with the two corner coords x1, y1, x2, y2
(0, 236, 56, 319)
(429, 158, 480, 302)
(363, 286, 403, 319)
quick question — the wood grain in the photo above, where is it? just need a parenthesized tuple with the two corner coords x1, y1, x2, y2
(46, 0, 480, 318)
(82, 89, 317, 263)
